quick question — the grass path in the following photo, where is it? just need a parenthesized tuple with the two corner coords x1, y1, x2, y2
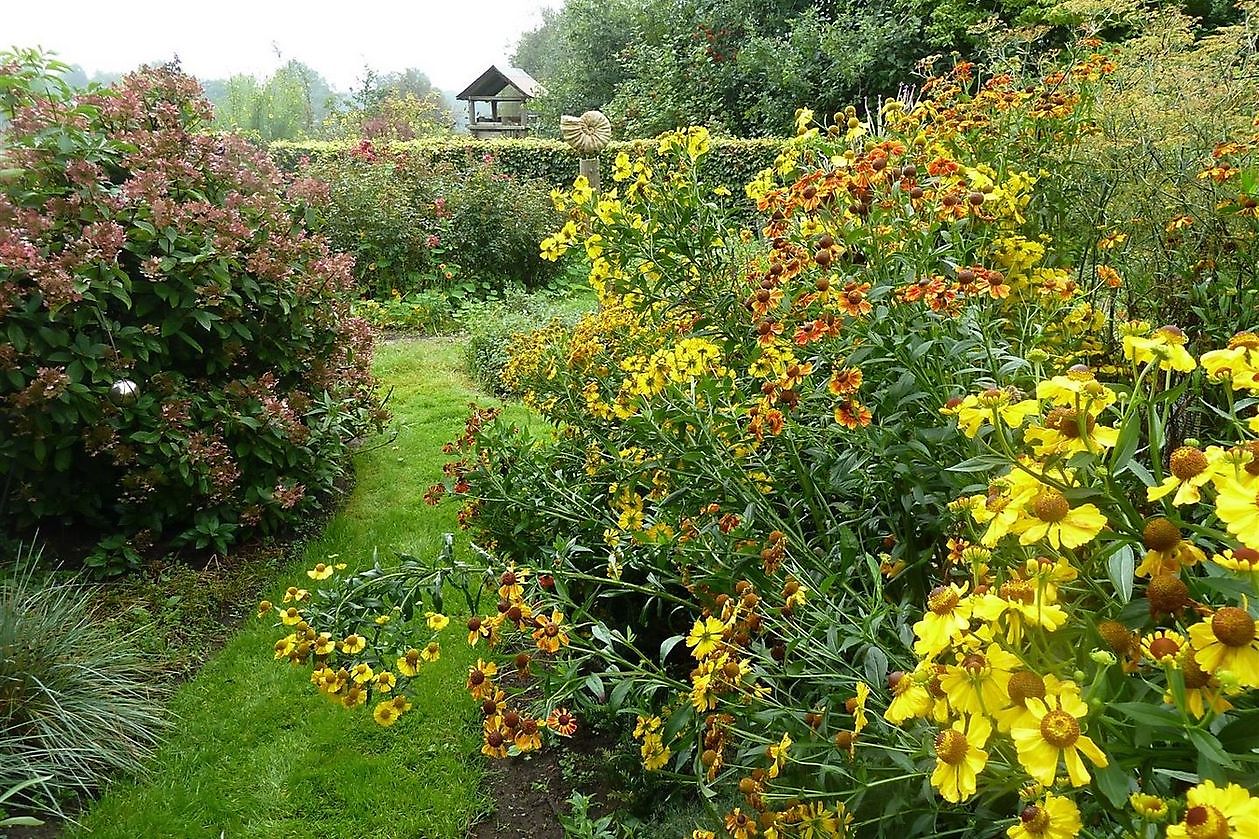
(73, 338, 497, 839)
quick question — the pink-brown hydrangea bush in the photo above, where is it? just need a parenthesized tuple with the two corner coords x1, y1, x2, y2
(0, 51, 383, 569)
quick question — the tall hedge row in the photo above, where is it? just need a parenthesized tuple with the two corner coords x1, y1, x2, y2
(270, 136, 785, 205)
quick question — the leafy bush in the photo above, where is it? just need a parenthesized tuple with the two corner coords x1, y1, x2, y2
(1, 545, 166, 817)
(461, 287, 595, 395)
(0, 51, 382, 566)
(291, 143, 563, 298)
(352, 290, 459, 334)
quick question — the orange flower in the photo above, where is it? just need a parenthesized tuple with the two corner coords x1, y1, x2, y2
(532, 610, 570, 653)
(548, 706, 578, 736)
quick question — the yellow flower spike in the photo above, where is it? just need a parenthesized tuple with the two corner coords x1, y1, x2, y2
(930, 714, 990, 803)
(1010, 692, 1108, 787)
(1007, 794, 1081, 839)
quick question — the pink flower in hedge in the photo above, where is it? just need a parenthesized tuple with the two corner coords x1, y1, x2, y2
(426, 235, 441, 248)
(482, 153, 494, 165)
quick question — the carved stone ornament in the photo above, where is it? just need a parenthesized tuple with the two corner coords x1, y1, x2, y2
(560, 110, 612, 157)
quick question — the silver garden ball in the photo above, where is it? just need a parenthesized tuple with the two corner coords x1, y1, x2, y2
(108, 379, 140, 407)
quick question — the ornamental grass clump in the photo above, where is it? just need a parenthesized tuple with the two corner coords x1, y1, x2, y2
(0, 545, 166, 817)
(0, 50, 381, 568)
(265, 20, 1259, 839)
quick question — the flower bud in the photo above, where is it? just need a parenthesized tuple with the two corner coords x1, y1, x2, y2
(1089, 649, 1116, 666)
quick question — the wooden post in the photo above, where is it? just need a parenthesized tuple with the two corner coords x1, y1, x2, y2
(579, 157, 600, 195)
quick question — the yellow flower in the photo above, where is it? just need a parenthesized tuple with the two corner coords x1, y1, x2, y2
(940, 642, 1020, 715)
(931, 715, 990, 803)
(640, 731, 671, 770)
(1168, 648, 1232, 718)
(1122, 326, 1196, 373)
(257, 599, 273, 618)
(279, 607, 303, 626)
(426, 611, 450, 631)
(1165, 780, 1259, 839)
(1136, 517, 1206, 577)
(972, 580, 1067, 646)
(850, 682, 870, 735)
(340, 634, 366, 655)
(951, 389, 1039, 438)
(350, 662, 374, 684)
(686, 615, 727, 660)
(313, 632, 335, 656)
(373, 699, 403, 727)
(532, 610, 569, 654)
(1007, 794, 1080, 839)
(1129, 792, 1168, 822)
(1024, 407, 1118, 458)
(1141, 629, 1187, 666)
(1147, 445, 1223, 505)
(307, 562, 334, 580)
(1188, 606, 1259, 687)
(1215, 477, 1259, 546)
(884, 666, 935, 725)
(397, 648, 422, 677)
(342, 684, 368, 708)
(912, 583, 972, 657)
(282, 586, 308, 603)
(1010, 692, 1108, 786)
(766, 732, 792, 778)
(421, 641, 442, 662)
(1013, 490, 1107, 549)
(612, 151, 632, 182)
(374, 671, 396, 693)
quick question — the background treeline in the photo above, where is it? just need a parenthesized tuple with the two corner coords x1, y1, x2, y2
(512, 0, 1245, 136)
(61, 59, 457, 141)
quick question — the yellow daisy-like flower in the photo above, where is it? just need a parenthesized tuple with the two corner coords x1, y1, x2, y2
(1035, 366, 1116, 408)
(994, 673, 1078, 734)
(850, 682, 870, 735)
(340, 634, 366, 655)
(912, 583, 972, 658)
(1007, 794, 1081, 839)
(1140, 629, 1186, 666)
(930, 714, 990, 803)
(1136, 517, 1206, 577)
(374, 671, 396, 693)
(532, 610, 570, 654)
(1215, 477, 1259, 546)
(1165, 780, 1259, 839)
(940, 642, 1021, 715)
(1129, 792, 1168, 822)
(884, 666, 935, 725)
(341, 684, 368, 708)
(1024, 407, 1118, 458)
(1014, 490, 1107, 549)
(766, 732, 792, 778)
(397, 648, 422, 677)
(373, 699, 402, 727)
(952, 388, 1039, 438)
(686, 615, 727, 660)
(1147, 445, 1223, 505)
(1168, 648, 1233, 718)
(307, 562, 334, 580)
(640, 731, 671, 770)
(421, 641, 442, 662)
(426, 611, 450, 631)
(313, 632, 335, 656)
(1188, 606, 1259, 687)
(279, 607, 303, 626)
(1010, 692, 1108, 786)
(350, 662, 374, 684)
(1123, 325, 1196, 373)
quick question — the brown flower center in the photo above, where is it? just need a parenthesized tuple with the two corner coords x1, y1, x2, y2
(1032, 491, 1070, 523)
(1048, 407, 1093, 439)
(1211, 606, 1256, 647)
(545, 624, 560, 637)
(1097, 619, 1135, 653)
(1169, 446, 1208, 480)
(1007, 671, 1046, 707)
(1142, 517, 1182, 552)
(1184, 804, 1230, 839)
(1147, 574, 1190, 614)
(934, 729, 969, 764)
(469, 670, 486, 686)
(1148, 636, 1181, 660)
(961, 653, 989, 675)
(1181, 651, 1212, 689)
(1001, 580, 1035, 604)
(1227, 331, 1259, 351)
(1234, 546, 1259, 566)
(928, 585, 960, 615)
(1039, 709, 1080, 748)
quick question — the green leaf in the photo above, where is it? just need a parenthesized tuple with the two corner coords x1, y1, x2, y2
(1110, 701, 1181, 728)
(1094, 760, 1132, 808)
(1107, 545, 1135, 604)
(1188, 727, 1238, 770)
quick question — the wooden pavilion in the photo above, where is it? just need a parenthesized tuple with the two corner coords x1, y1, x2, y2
(456, 65, 545, 138)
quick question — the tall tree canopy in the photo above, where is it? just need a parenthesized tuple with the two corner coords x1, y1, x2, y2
(513, 0, 1244, 137)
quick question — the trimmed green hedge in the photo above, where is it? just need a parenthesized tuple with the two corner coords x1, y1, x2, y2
(271, 136, 785, 209)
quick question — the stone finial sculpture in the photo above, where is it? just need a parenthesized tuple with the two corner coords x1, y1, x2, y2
(560, 110, 612, 157)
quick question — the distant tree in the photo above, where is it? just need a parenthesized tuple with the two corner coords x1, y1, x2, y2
(325, 65, 452, 140)
(211, 60, 337, 141)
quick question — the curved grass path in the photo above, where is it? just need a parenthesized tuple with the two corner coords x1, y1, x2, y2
(73, 338, 499, 839)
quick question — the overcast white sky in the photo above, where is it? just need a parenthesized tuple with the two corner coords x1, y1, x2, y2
(3, 0, 559, 91)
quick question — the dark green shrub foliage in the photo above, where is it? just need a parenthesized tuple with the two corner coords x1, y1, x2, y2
(0, 52, 382, 564)
(1, 545, 166, 816)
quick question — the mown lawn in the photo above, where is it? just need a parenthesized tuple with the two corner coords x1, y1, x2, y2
(72, 338, 500, 839)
